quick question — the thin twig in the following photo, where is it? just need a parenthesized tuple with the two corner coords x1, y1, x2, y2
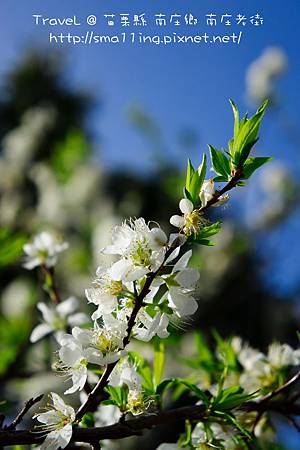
(41, 265, 61, 304)
(260, 369, 300, 404)
(5, 394, 44, 430)
(286, 415, 300, 433)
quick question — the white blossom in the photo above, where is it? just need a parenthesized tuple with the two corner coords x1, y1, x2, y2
(102, 218, 167, 282)
(267, 342, 300, 369)
(82, 316, 127, 365)
(200, 179, 229, 208)
(33, 393, 75, 450)
(30, 297, 88, 343)
(170, 199, 204, 236)
(133, 310, 170, 341)
(23, 231, 68, 270)
(109, 359, 141, 390)
(85, 266, 126, 320)
(164, 250, 199, 317)
(58, 329, 91, 394)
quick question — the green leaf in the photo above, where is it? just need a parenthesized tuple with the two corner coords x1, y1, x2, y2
(185, 159, 195, 192)
(234, 100, 268, 165)
(242, 157, 273, 179)
(0, 228, 27, 267)
(214, 411, 252, 439)
(195, 332, 215, 365)
(188, 154, 207, 204)
(153, 339, 165, 388)
(229, 99, 239, 149)
(193, 222, 222, 246)
(128, 351, 154, 393)
(105, 386, 128, 408)
(81, 412, 95, 428)
(0, 316, 31, 375)
(156, 378, 210, 407)
(213, 175, 228, 183)
(209, 145, 231, 179)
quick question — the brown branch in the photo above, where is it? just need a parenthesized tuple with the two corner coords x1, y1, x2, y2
(4, 394, 43, 431)
(1, 394, 300, 447)
(0, 404, 207, 446)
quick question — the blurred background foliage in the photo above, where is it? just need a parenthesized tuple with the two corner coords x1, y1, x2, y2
(0, 48, 299, 449)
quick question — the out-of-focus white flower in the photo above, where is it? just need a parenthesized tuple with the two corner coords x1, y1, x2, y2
(192, 421, 236, 447)
(246, 47, 287, 105)
(33, 392, 75, 450)
(30, 297, 88, 343)
(103, 218, 167, 282)
(85, 266, 125, 320)
(1, 278, 33, 317)
(94, 404, 121, 427)
(238, 346, 266, 373)
(3, 106, 56, 167)
(23, 231, 68, 270)
(267, 342, 300, 369)
(200, 179, 229, 208)
(260, 162, 289, 193)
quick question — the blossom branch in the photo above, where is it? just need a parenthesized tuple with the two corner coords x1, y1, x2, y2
(75, 259, 168, 421)
(2, 392, 300, 447)
(75, 167, 251, 423)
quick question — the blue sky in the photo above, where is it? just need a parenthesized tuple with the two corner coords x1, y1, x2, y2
(1, 0, 300, 297)
(1, 0, 299, 172)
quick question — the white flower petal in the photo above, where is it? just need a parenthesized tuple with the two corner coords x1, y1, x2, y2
(179, 198, 194, 215)
(176, 268, 200, 288)
(170, 215, 185, 228)
(68, 313, 89, 327)
(168, 288, 198, 317)
(174, 250, 192, 271)
(30, 323, 53, 343)
(64, 365, 87, 394)
(56, 297, 78, 316)
(41, 425, 72, 450)
(108, 259, 133, 281)
(59, 341, 82, 367)
(150, 228, 168, 248)
(37, 303, 55, 323)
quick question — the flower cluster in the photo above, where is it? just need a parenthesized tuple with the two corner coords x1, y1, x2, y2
(26, 218, 200, 448)
(19, 100, 285, 450)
